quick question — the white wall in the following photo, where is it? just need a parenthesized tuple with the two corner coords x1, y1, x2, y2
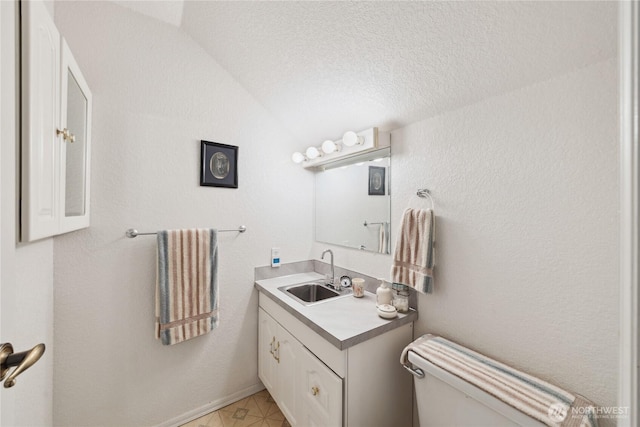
(52, 2, 313, 426)
(313, 58, 619, 419)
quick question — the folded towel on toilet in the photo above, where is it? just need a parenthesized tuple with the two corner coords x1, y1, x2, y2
(155, 229, 219, 345)
(391, 208, 435, 293)
(401, 335, 598, 427)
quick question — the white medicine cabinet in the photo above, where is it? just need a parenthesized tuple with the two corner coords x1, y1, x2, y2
(21, 0, 92, 242)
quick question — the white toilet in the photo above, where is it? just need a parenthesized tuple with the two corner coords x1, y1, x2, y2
(403, 334, 599, 427)
(406, 349, 546, 426)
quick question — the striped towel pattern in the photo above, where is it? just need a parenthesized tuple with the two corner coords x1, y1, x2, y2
(156, 229, 219, 345)
(391, 208, 435, 293)
(400, 335, 598, 427)
(378, 223, 389, 254)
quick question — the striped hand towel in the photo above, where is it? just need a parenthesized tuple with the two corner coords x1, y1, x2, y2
(391, 208, 435, 293)
(156, 229, 219, 345)
(378, 223, 389, 254)
(401, 335, 598, 427)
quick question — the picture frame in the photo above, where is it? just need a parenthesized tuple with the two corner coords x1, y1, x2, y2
(200, 140, 238, 188)
(368, 166, 386, 196)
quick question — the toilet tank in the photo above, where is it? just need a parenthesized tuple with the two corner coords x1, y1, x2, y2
(408, 351, 547, 427)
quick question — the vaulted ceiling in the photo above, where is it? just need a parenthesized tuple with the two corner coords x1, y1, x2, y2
(113, 1, 618, 144)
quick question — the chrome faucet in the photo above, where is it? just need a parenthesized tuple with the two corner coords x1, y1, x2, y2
(321, 249, 339, 291)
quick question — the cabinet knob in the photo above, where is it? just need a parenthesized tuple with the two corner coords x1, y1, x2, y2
(311, 386, 319, 396)
(56, 128, 76, 143)
(56, 128, 69, 139)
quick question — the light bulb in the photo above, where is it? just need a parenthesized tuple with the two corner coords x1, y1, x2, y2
(306, 146, 321, 159)
(321, 140, 339, 154)
(342, 131, 364, 147)
(291, 152, 305, 164)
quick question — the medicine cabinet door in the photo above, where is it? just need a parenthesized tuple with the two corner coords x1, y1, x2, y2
(20, 0, 61, 242)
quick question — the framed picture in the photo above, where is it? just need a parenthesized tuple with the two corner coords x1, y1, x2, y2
(368, 166, 385, 195)
(200, 140, 238, 188)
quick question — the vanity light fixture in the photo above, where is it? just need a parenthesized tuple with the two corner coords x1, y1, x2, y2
(292, 127, 390, 169)
(342, 131, 364, 147)
(321, 139, 340, 154)
(291, 152, 306, 164)
(305, 146, 322, 160)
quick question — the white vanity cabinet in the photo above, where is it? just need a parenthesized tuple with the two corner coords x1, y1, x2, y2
(258, 293, 413, 427)
(21, 0, 92, 242)
(298, 340, 343, 427)
(259, 309, 305, 425)
(259, 308, 342, 426)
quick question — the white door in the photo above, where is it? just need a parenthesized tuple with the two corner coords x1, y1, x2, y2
(1, 1, 51, 425)
(299, 347, 343, 427)
(275, 326, 300, 426)
(258, 308, 279, 394)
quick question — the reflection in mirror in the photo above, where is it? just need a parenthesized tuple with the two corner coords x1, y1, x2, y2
(65, 70, 87, 217)
(315, 148, 391, 253)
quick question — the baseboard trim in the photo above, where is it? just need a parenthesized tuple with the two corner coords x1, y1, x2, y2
(155, 383, 266, 427)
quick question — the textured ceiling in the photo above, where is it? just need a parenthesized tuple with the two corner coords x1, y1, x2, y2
(120, 1, 618, 145)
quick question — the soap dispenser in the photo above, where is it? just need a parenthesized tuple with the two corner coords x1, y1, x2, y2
(376, 279, 393, 307)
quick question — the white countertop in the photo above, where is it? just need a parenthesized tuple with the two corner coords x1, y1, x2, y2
(255, 272, 417, 350)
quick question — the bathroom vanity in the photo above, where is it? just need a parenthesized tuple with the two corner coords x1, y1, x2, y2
(255, 272, 416, 427)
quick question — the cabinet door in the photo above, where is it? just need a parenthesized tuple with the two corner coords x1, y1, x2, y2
(21, 0, 61, 241)
(299, 347, 343, 427)
(59, 39, 91, 233)
(275, 326, 301, 426)
(258, 309, 278, 395)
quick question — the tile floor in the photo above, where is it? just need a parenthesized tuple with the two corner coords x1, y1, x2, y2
(180, 389, 291, 427)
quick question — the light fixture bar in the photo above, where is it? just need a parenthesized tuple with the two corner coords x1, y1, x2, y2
(298, 127, 390, 169)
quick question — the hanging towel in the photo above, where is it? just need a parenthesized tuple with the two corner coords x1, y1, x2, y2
(378, 223, 389, 254)
(155, 229, 219, 345)
(391, 208, 435, 293)
(401, 335, 598, 427)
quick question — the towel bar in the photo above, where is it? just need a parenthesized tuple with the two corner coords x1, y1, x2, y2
(402, 362, 425, 379)
(416, 188, 435, 210)
(125, 225, 246, 238)
(363, 220, 387, 226)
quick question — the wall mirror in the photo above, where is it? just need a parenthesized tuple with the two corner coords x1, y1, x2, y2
(64, 70, 88, 216)
(59, 39, 92, 234)
(315, 148, 391, 253)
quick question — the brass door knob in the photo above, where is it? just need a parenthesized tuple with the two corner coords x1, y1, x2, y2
(0, 343, 45, 388)
(312, 386, 319, 396)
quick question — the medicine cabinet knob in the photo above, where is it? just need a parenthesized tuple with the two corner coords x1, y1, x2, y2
(56, 128, 76, 143)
